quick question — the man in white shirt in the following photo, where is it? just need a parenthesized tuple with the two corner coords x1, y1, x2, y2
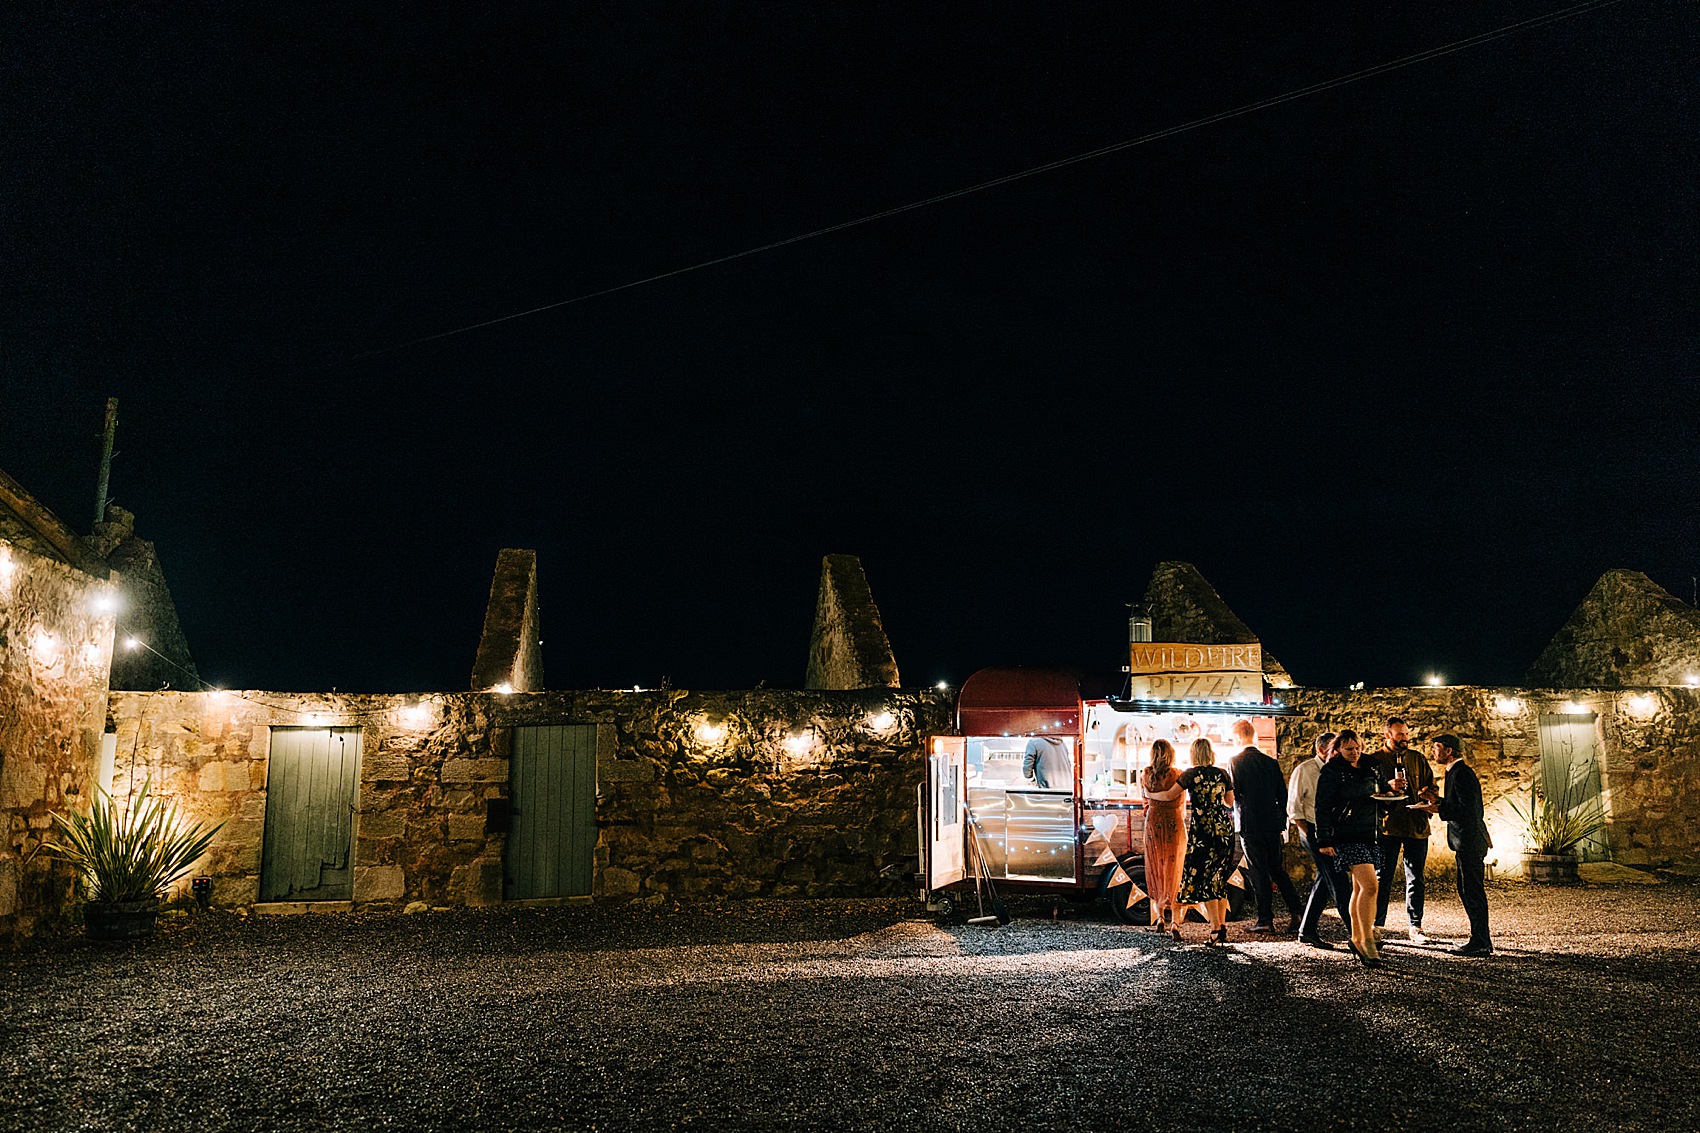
(1287, 731, 1349, 948)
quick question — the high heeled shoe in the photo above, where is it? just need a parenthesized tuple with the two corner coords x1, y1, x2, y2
(1347, 941, 1380, 969)
(1214, 926, 1228, 946)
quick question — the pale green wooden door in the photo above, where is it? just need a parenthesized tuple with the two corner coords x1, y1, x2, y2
(506, 725, 597, 899)
(1536, 712, 1608, 861)
(260, 727, 362, 901)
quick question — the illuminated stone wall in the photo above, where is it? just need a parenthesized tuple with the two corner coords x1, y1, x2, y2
(0, 539, 117, 944)
(1278, 685, 1700, 872)
(105, 687, 952, 909)
(100, 680, 1700, 918)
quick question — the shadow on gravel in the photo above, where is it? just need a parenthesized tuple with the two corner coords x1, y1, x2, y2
(1, 898, 922, 969)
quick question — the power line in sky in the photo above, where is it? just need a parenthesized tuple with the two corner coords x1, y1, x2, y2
(336, 0, 1629, 366)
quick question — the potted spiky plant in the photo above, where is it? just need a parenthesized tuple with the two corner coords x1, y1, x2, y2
(1509, 777, 1607, 884)
(38, 780, 225, 940)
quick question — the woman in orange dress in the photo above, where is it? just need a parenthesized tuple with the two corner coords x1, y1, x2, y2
(1141, 739, 1187, 937)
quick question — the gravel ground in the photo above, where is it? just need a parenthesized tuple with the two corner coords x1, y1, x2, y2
(4, 882, 1699, 1132)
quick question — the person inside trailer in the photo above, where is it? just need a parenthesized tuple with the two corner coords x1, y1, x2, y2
(1022, 733, 1073, 789)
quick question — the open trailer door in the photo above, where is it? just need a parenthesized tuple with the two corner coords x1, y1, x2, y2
(926, 736, 967, 890)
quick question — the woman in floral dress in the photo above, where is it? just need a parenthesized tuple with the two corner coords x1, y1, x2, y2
(1177, 737, 1237, 945)
(1140, 739, 1186, 936)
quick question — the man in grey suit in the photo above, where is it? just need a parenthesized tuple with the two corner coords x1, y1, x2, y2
(1415, 733, 1493, 956)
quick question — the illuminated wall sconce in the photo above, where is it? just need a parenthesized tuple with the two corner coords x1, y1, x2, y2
(80, 640, 106, 670)
(868, 711, 895, 732)
(491, 682, 514, 695)
(1687, 675, 1700, 688)
(91, 592, 119, 614)
(1625, 694, 1658, 720)
(1425, 674, 1445, 687)
(783, 732, 814, 756)
(695, 721, 726, 744)
(1493, 696, 1523, 716)
(1559, 700, 1590, 715)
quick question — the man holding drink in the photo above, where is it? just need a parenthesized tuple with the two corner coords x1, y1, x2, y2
(1372, 717, 1435, 943)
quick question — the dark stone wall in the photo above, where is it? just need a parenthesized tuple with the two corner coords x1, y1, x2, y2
(94, 508, 198, 692)
(1527, 569, 1700, 687)
(0, 467, 98, 572)
(470, 548, 543, 692)
(805, 554, 900, 690)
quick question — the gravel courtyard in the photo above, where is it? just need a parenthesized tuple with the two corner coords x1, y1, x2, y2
(4, 882, 1698, 1132)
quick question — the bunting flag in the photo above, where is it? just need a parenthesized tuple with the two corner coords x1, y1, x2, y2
(1228, 868, 1247, 890)
(1107, 864, 1132, 888)
(1123, 882, 1148, 910)
(1094, 847, 1119, 866)
(1084, 829, 1110, 847)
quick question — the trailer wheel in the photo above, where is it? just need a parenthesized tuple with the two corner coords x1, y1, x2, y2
(931, 894, 959, 923)
(1098, 853, 1152, 926)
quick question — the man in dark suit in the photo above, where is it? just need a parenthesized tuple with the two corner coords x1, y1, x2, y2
(1227, 719, 1303, 933)
(1415, 733, 1493, 956)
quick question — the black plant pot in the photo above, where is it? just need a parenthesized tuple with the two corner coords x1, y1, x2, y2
(83, 898, 161, 940)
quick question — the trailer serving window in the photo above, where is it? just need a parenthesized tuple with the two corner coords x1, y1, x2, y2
(964, 736, 1075, 881)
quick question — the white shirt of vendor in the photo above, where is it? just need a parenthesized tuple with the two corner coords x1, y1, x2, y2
(1022, 736, 1073, 789)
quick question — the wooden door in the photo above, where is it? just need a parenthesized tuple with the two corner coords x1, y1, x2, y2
(506, 725, 597, 899)
(259, 727, 361, 901)
(1536, 712, 1608, 861)
(926, 737, 967, 890)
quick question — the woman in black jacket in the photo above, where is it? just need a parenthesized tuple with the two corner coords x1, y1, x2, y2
(1315, 729, 1385, 967)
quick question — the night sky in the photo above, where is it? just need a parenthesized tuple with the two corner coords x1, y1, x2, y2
(5, 2, 1696, 694)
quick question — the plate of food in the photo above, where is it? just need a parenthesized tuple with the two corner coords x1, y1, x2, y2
(1371, 792, 1408, 802)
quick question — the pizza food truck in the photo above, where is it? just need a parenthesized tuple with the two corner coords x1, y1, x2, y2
(918, 639, 1299, 923)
